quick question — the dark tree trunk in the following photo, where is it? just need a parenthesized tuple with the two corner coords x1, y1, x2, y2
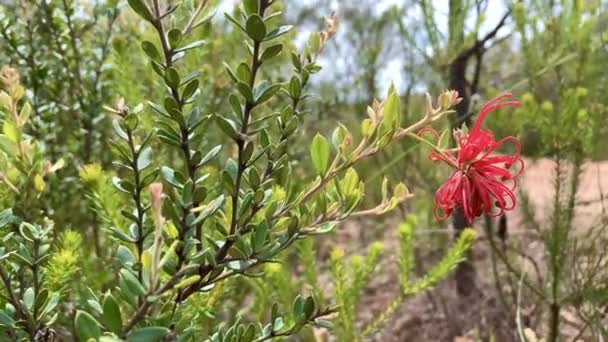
(448, 53, 476, 297)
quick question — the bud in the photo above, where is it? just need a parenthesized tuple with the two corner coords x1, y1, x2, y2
(394, 182, 410, 200)
(577, 109, 588, 126)
(521, 92, 535, 105)
(330, 247, 345, 260)
(80, 163, 103, 185)
(350, 255, 363, 268)
(361, 119, 375, 137)
(0, 66, 20, 87)
(149, 182, 166, 290)
(453, 125, 469, 142)
(367, 98, 384, 124)
(342, 134, 352, 148)
(575, 87, 588, 99)
(540, 100, 554, 113)
(523, 328, 539, 342)
(43, 159, 65, 176)
(149, 183, 165, 219)
(370, 241, 384, 253)
(513, 2, 526, 29)
(438, 90, 461, 110)
(318, 14, 339, 52)
(103, 97, 129, 117)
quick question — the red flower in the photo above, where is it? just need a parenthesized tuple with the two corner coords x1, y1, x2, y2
(422, 93, 524, 224)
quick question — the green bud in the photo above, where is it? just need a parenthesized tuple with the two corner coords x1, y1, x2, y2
(541, 101, 554, 113)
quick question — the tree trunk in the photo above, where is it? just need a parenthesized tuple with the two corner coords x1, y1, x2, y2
(448, 53, 477, 297)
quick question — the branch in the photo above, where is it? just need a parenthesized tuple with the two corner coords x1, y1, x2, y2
(461, 10, 511, 60)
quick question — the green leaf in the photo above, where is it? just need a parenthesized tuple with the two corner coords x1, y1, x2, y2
(108, 227, 137, 243)
(224, 13, 246, 33)
(137, 147, 153, 170)
(38, 292, 60, 319)
(245, 14, 267, 41)
(224, 62, 238, 83)
(0, 136, 16, 157)
(289, 76, 301, 99)
(182, 79, 199, 100)
(119, 269, 146, 297)
(167, 28, 183, 49)
(161, 166, 187, 188)
(0, 209, 14, 228)
(116, 245, 136, 268)
(141, 41, 161, 62)
(264, 25, 293, 41)
(127, 327, 169, 342)
(148, 101, 170, 118)
(165, 67, 180, 89)
(102, 294, 122, 334)
(292, 295, 304, 320)
(141, 169, 160, 188)
(124, 113, 139, 131)
(3, 121, 19, 143)
(22, 287, 34, 311)
(216, 116, 239, 140)
(236, 63, 252, 84)
(74, 310, 101, 341)
(175, 40, 205, 53)
(127, 0, 154, 22)
(252, 223, 267, 253)
(0, 310, 15, 328)
(303, 296, 315, 319)
(199, 145, 222, 166)
(255, 83, 281, 104)
(175, 275, 201, 289)
(112, 120, 129, 140)
(236, 82, 254, 103)
(380, 85, 401, 135)
(229, 95, 242, 117)
(310, 133, 330, 175)
(261, 44, 283, 60)
(437, 129, 450, 149)
(112, 177, 134, 194)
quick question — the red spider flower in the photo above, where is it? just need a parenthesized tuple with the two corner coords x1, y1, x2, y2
(422, 93, 524, 224)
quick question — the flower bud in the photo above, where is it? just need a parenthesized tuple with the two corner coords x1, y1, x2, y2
(438, 90, 461, 110)
(370, 241, 384, 254)
(104, 97, 129, 117)
(513, 3, 526, 29)
(577, 109, 588, 125)
(330, 247, 345, 261)
(0, 66, 20, 87)
(149, 183, 165, 217)
(541, 101, 554, 113)
(350, 255, 363, 268)
(575, 87, 588, 99)
(521, 92, 535, 105)
(80, 163, 103, 186)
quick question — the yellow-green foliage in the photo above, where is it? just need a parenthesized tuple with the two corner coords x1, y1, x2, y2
(45, 230, 82, 293)
(296, 239, 324, 306)
(363, 226, 476, 336)
(80, 163, 126, 230)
